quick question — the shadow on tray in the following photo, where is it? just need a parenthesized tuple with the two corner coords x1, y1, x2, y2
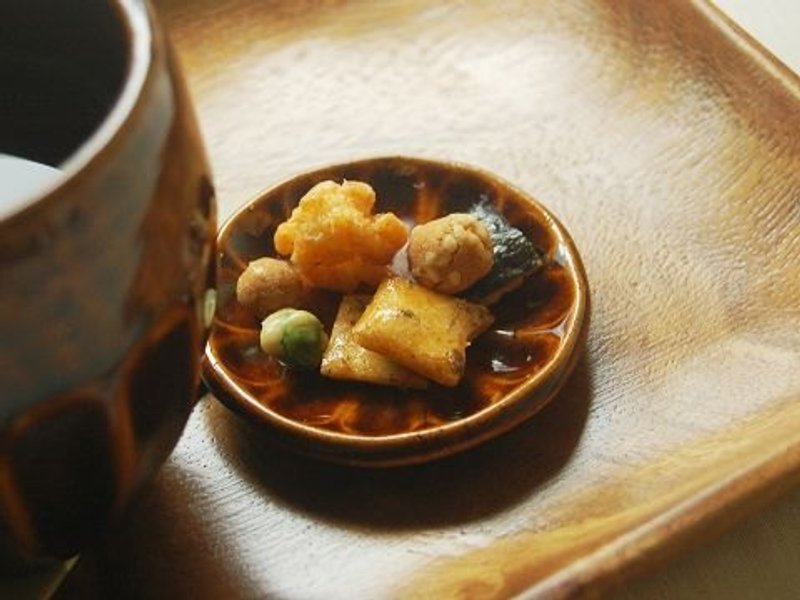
(210, 356, 594, 529)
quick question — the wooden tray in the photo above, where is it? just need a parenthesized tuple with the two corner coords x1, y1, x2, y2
(63, 1, 800, 597)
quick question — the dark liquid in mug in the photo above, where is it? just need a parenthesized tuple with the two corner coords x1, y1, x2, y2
(0, 0, 127, 211)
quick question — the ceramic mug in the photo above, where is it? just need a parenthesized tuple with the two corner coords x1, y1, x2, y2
(0, 0, 215, 569)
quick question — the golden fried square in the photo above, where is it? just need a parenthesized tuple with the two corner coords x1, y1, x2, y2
(352, 278, 493, 386)
(321, 295, 428, 389)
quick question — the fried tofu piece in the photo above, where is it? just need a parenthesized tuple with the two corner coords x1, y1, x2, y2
(352, 278, 493, 386)
(321, 295, 428, 389)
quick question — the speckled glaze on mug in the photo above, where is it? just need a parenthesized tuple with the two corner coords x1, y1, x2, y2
(0, 0, 215, 568)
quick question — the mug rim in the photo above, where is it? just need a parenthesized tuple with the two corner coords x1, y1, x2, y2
(0, 0, 154, 223)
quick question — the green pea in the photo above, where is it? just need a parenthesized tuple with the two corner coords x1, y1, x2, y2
(260, 308, 328, 370)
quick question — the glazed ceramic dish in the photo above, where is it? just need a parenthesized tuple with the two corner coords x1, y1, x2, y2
(203, 157, 588, 466)
(59, 0, 800, 597)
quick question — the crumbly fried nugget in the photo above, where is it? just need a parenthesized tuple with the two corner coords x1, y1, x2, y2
(408, 213, 493, 294)
(236, 257, 305, 319)
(274, 181, 408, 293)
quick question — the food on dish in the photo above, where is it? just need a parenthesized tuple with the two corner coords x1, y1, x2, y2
(352, 277, 493, 387)
(321, 295, 428, 389)
(208, 157, 588, 461)
(236, 178, 546, 388)
(260, 308, 329, 369)
(236, 257, 305, 319)
(407, 213, 493, 294)
(466, 202, 546, 305)
(273, 180, 408, 292)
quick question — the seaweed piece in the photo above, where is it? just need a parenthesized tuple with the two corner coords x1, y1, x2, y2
(465, 202, 546, 305)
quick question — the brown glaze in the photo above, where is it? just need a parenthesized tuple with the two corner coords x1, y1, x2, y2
(204, 157, 588, 465)
(0, 1, 215, 568)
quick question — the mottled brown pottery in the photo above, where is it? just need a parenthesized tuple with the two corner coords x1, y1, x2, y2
(0, 0, 215, 568)
(203, 157, 588, 466)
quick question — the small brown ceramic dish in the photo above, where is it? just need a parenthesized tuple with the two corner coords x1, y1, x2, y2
(203, 156, 588, 467)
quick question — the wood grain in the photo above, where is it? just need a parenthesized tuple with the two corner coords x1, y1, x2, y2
(60, 0, 800, 597)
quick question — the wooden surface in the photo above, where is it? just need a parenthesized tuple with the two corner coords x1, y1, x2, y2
(61, 0, 800, 597)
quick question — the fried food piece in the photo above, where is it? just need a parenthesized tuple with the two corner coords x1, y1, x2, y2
(274, 180, 408, 293)
(408, 213, 493, 294)
(321, 295, 428, 389)
(236, 257, 305, 319)
(352, 278, 493, 387)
